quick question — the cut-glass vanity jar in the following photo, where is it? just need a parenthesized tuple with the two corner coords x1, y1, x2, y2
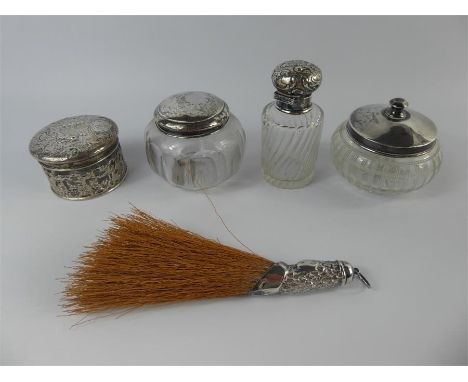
(331, 98, 442, 194)
(145, 91, 246, 190)
(262, 60, 324, 189)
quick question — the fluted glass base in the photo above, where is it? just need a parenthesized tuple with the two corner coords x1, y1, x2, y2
(145, 114, 245, 190)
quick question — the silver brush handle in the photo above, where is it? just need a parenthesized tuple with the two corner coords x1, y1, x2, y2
(251, 260, 370, 295)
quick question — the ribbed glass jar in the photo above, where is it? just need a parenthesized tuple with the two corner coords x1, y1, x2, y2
(145, 114, 245, 190)
(331, 122, 442, 194)
(261, 102, 324, 189)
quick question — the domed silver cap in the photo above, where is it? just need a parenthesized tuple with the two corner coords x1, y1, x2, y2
(154, 91, 230, 137)
(272, 60, 322, 97)
(271, 60, 322, 113)
(347, 98, 439, 156)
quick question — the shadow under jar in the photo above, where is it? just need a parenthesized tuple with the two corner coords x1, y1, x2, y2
(145, 92, 246, 190)
(331, 98, 442, 194)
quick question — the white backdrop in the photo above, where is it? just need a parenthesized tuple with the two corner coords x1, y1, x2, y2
(1, 16, 467, 365)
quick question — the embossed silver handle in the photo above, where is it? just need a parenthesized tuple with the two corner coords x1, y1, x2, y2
(251, 260, 370, 296)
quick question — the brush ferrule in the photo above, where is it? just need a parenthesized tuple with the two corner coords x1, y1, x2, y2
(251, 260, 369, 295)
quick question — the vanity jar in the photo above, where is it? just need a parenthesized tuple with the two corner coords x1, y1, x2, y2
(29, 115, 127, 200)
(330, 98, 442, 194)
(145, 91, 246, 190)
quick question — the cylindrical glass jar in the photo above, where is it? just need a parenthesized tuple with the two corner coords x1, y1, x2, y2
(145, 92, 245, 190)
(330, 99, 442, 194)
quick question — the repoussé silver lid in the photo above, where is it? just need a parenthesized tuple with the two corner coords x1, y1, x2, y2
(346, 98, 439, 156)
(29, 115, 119, 166)
(271, 60, 322, 113)
(154, 91, 230, 137)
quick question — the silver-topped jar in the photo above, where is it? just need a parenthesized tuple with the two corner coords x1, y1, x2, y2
(145, 91, 246, 190)
(29, 115, 127, 200)
(331, 98, 442, 194)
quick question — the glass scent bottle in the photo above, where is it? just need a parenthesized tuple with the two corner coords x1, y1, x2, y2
(145, 91, 246, 190)
(331, 98, 442, 194)
(261, 60, 324, 189)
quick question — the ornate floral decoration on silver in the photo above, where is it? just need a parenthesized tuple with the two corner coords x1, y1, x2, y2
(29, 115, 127, 200)
(272, 59, 322, 101)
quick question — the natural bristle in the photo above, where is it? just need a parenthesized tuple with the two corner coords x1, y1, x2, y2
(63, 208, 273, 314)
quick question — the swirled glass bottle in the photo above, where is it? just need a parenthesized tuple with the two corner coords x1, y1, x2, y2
(261, 60, 324, 189)
(261, 102, 323, 188)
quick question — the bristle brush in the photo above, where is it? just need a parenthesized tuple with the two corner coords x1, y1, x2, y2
(63, 208, 370, 315)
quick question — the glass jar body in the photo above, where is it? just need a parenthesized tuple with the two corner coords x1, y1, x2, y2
(145, 114, 245, 190)
(330, 122, 442, 194)
(261, 102, 324, 189)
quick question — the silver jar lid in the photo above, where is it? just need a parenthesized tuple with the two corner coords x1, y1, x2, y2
(154, 91, 230, 137)
(29, 115, 119, 166)
(271, 60, 322, 113)
(346, 98, 438, 156)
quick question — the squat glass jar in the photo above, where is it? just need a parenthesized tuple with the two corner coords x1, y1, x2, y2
(145, 91, 246, 190)
(331, 98, 442, 194)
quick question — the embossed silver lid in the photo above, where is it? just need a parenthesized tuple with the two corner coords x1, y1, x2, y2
(29, 115, 119, 165)
(154, 91, 230, 137)
(272, 60, 322, 96)
(271, 60, 322, 113)
(347, 98, 439, 156)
